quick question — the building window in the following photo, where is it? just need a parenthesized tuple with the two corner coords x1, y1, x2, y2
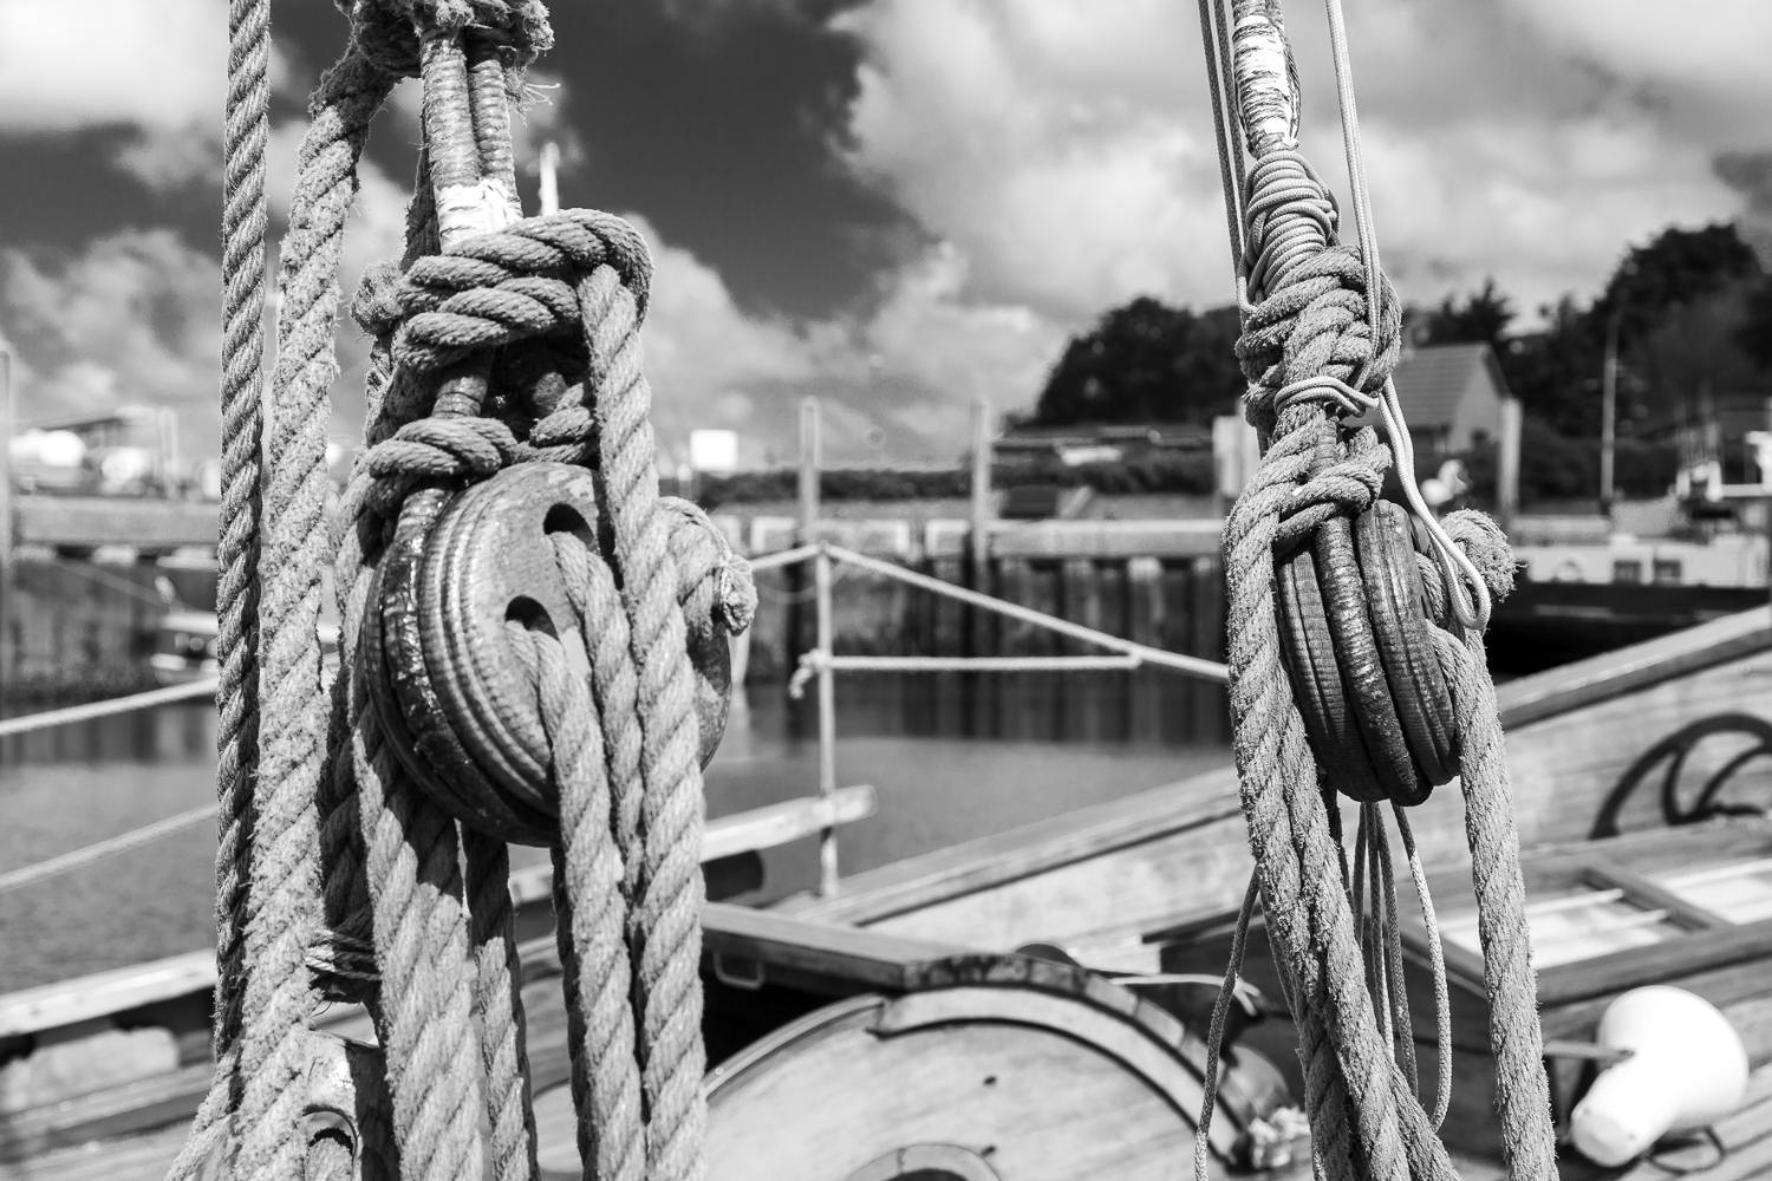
(1613, 559, 1643, 584)
(1652, 558, 1684, 586)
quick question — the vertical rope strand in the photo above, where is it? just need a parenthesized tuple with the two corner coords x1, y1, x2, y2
(464, 829, 541, 1180)
(231, 50, 395, 1178)
(213, 0, 270, 1075)
(582, 262, 710, 1179)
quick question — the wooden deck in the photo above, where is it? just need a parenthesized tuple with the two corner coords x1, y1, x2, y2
(6, 609, 1772, 1177)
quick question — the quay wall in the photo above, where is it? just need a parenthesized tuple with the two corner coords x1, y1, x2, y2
(0, 516, 1233, 710)
(1, 559, 168, 702)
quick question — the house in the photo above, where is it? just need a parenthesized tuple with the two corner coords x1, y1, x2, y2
(1351, 342, 1510, 455)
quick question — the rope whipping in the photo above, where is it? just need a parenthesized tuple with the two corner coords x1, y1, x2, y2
(176, 0, 756, 1176)
(1188, 1, 1557, 1178)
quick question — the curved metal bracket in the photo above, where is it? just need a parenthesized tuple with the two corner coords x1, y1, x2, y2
(1590, 712, 1772, 839)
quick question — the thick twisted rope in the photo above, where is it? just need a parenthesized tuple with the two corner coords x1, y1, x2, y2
(224, 45, 398, 1178)
(212, 0, 269, 1075)
(192, 1, 736, 1174)
(517, 549, 649, 1180)
(576, 258, 712, 1180)
(170, 0, 273, 1166)
(463, 828, 540, 1181)
(1191, 0, 1556, 1176)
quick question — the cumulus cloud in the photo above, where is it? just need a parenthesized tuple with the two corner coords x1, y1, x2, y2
(634, 219, 1062, 467)
(0, 0, 304, 192)
(0, 231, 222, 450)
(0, 0, 223, 134)
(0, 118, 417, 461)
(828, 0, 1767, 329)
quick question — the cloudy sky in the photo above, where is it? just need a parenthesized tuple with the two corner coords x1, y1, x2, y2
(0, 0, 1767, 467)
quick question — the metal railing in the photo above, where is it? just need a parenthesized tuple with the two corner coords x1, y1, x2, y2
(762, 541, 1227, 896)
(0, 543, 1229, 900)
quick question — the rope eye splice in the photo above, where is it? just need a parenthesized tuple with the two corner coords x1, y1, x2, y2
(1196, 1, 1555, 1179)
(180, 0, 757, 1178)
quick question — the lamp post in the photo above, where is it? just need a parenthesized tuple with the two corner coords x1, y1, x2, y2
(1600, 302, 1622, 520)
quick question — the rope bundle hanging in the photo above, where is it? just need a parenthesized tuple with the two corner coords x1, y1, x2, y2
(1192, 1, 1558, 1178)
(174, 0, 754, 1176)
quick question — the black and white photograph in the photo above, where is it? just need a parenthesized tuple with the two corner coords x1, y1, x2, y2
(1, 1, 1770, 1177)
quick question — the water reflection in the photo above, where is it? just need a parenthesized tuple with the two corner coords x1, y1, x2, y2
(0, 698, 217, 767)
(0, 673, 1234, 990)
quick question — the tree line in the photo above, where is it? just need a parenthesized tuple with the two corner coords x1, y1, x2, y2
(696, 222, 1769, 508)
(1024, 222, 1772, 504)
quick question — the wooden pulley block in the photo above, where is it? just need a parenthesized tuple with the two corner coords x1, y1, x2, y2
(1353, 501, 1459, 788)
(1275, 540, 1384, 803)
(368, 486, 556, 846)
(374, 462, 734, 846)
(1314, 513, 1427, 806)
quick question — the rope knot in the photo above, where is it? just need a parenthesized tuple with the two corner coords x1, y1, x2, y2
(1263, 417, 1389, 552)
(383, 210, 652, 375)
(367, 415, 517, 482)
(335, 0, 553, 77)
(1415, 508, 1516, 628)
(1238, 245, 1402, 435)
(352, 259, 407, 341)
(661, 498, 758, 639)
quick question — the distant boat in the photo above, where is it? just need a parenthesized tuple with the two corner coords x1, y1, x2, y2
(149, 608, 341, 687)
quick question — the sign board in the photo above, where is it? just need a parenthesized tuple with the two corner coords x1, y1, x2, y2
(689, 429, 739, 475)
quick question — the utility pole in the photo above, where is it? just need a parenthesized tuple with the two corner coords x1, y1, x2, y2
(1496, 391, 1522, 532)
(1600, 305, 1621, 520)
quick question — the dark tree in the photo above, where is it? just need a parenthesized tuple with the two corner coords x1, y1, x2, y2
(1598, 222, 1762, 338)
(1633, 278, 1768, 427)
(1499, 224, 1764, 439)
(1031, 297, 1244, 426)
(1740, 277, 1772, 371)
(1418, 277, 1516, 347)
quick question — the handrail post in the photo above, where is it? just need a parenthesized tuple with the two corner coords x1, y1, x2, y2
(969, 397, 992, 587)
(813, 541, 840, 896)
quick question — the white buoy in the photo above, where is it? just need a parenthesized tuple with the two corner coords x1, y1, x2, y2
(1569, 986, 1749, 1167)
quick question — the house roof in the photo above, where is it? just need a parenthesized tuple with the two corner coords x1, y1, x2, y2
(1351, 342, 1507, 432)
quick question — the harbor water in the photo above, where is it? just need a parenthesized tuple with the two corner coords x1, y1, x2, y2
(0, 671, 1231, 993)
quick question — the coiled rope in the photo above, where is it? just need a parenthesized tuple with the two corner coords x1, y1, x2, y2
(174, 1, 753, 1177)
(1190, 1, 1557, 1179)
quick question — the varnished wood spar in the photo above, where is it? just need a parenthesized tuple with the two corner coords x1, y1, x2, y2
(1493, 606, 1772, 729)
(0, 789, 876, 1044)
(787, 607, 1772, 956)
